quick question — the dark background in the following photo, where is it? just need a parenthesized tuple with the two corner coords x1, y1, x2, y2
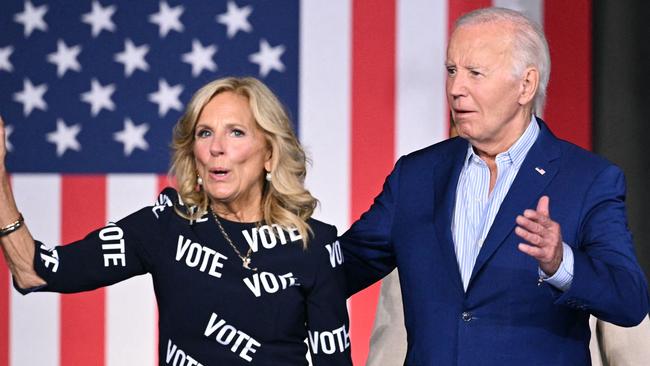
(593, 1, 650, 284)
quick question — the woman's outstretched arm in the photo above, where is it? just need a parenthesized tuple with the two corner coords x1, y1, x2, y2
(0, 116, 46, 289)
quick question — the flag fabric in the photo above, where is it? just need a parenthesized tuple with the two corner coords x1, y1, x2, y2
(0, 1, 591, 365)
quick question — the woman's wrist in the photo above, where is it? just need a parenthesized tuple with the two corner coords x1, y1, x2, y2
(0, 213, 24, 237)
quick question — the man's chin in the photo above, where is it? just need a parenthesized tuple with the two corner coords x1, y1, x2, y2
(452, 122, 472, 139)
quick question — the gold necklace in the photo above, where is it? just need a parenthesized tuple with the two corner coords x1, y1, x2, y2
(210, 209, 257, 271)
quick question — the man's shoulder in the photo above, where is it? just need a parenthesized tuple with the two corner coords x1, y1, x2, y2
(553, 136, 616, 173)
(538, 118, 616, 173)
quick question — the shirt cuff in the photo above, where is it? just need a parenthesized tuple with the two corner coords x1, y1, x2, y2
(538, 242, 574, 292)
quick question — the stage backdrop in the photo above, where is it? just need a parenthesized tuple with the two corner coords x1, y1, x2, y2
(0, 1, 592, 365)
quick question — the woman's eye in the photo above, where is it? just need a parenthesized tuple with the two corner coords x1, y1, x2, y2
(231, 129, 244, 137)
(196, 129, 211, 138)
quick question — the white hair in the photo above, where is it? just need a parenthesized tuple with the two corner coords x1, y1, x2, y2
(455, 7, 551, 115)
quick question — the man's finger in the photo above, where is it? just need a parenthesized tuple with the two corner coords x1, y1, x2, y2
(518, 243, 544, 259)
(516, 215, 546, 234)
(536, 195, 550, 217)
(515, 226, 543, 245)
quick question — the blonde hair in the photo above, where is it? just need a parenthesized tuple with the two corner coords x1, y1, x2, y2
(170, 77, 317, 246)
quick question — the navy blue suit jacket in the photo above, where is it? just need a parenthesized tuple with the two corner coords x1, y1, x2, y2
(341, 119, 649, 365)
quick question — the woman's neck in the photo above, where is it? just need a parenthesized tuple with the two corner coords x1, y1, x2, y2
(210, 201, 263, 223)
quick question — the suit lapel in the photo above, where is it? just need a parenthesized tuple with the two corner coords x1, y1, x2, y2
(433, 138, 467, 292)
(468, 120, 562, 287)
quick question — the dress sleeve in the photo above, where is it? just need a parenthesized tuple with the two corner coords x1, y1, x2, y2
(305, 225, 353, 365)
(15, 193, 168, 295)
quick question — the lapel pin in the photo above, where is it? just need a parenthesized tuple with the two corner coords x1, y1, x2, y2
(535, 167, 546, 175)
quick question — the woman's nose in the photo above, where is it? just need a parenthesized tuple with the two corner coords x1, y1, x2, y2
(209, 135, 225, 156)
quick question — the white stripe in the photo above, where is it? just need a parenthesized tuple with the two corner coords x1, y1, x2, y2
(396, 0, 449, 157)
(493, 0, 544, 27)
(299, 0, 352, 233)
(106, 174, 158, 366)
(11, 174, 61, 366)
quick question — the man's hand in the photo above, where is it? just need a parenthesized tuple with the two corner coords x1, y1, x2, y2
(515, 196, 563, 276)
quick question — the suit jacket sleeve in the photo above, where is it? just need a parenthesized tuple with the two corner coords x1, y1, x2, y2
(340, 158, 403, 296)
(556, 165, 649, 326)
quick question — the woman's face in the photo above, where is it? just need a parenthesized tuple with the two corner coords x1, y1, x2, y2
(193, 91, 271, 215)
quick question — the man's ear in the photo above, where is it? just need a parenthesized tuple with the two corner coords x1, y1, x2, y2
(519, 67, 539, 106)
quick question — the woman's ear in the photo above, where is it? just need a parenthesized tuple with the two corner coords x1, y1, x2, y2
(264, 145, 273, 173)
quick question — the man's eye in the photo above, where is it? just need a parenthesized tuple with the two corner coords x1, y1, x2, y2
(470, 70, 481, 76)
(446, 68, 456, 76)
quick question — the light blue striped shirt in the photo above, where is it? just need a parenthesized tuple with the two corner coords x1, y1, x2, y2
(451, 117, 573, 291)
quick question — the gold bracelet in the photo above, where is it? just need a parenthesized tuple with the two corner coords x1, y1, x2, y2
(0, 213, 24, 237)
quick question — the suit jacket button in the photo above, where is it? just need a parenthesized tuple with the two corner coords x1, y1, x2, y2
(462, 311, 472, 322)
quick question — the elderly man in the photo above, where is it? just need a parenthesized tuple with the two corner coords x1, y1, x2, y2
(340, 7, 649, 366)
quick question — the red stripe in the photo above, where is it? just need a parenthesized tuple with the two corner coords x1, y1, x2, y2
(0, 176, 11, 366)
(60, 176, 106, 366)
(350, 0, 396, 364)
(543, 1, 592, 150)
(155, 174, 173, 365)
(448, 0, 492, 35)
(158, 174, 176, 193)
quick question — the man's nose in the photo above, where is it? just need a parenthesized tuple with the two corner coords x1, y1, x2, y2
(448, 73, 468, 98)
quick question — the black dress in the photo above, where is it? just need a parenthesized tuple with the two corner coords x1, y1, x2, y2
(19, 188, 352, 365)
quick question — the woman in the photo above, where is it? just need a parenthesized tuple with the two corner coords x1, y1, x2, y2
(0, 77, 351, 365)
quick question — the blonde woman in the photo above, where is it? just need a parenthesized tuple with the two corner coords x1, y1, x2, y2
(0, 77, 351, 365)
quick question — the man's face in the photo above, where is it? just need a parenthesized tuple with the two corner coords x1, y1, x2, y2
(446, 22, 527, 151)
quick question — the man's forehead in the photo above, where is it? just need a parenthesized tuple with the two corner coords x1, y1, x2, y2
(447, 23, 513, 62)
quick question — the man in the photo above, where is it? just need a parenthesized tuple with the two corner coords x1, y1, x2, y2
(367, 270, 650, 366)
(341, 7, 649, 365)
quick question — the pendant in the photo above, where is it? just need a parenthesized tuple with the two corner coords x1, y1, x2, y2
(242, 257, 257, 271)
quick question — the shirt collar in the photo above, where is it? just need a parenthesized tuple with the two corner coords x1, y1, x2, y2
(463, 115, 540, 168)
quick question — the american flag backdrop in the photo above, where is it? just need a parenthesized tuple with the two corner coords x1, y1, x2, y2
(0, 1, 591, 365)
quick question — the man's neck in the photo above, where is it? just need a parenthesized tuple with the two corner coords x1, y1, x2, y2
(473, 112, 533, 162)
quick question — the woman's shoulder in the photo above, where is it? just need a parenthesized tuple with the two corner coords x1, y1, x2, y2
(149, 186, 201, 220)
(303, 218, 345, 287)
(152, 186, 184, 213)
(118, 186, 189, 226)
(306, 217, 338, 242)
